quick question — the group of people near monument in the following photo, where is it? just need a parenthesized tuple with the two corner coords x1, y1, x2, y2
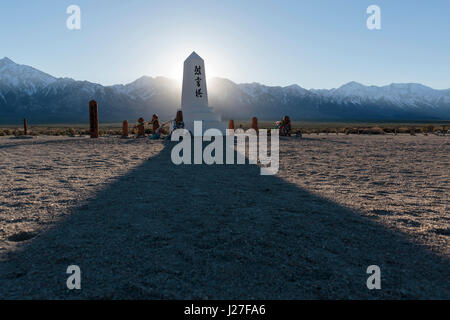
(131, 112, 293, 138)
(132, 110, 185, 139)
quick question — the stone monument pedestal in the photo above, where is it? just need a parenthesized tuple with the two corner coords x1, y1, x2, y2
(183, 108, 224, 135)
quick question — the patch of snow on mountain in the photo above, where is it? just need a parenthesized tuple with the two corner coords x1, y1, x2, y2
(0, 57, 56, 95)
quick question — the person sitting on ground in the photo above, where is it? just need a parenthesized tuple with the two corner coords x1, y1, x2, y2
(149, 126, 163, 140)
(277, 116, 292, 136)
(150, 114, 160, 134)
(134, 117, 146, 138)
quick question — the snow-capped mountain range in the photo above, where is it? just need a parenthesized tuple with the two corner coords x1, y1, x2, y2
(1, 57, 449, 123)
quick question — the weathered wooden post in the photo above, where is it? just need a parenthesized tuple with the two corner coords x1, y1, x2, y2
(122, 120, 128, 138)
(251, 117, 258, 132)
(23, 118, 28, 136)
(89, 100, 99, 138)
(176, 110, 183, 123)
(228, 119, 235, 130)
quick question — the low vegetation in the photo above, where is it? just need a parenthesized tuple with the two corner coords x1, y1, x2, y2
(0, 123, 447, 137)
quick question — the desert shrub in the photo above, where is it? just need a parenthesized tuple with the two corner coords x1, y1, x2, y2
(360, 127, 384, 134)
(424, 125, 434, 133)
(344, 128, 358, 134)
(66, 128, 76, 137)
(99, 129, 109, 136)
(381, 127, 395, 134)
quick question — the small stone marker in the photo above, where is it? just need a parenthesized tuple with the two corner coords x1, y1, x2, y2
(89, 100, 99, 138)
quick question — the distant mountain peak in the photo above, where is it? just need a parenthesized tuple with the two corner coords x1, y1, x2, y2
(133, 75, 153, 83)
(1, 57, 14, 62)
(340, 81, 365, 88)
(0, 57, 56, 94)
(0, 57, 16, 67)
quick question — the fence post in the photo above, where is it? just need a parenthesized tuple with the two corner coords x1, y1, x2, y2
(122, 120, 128, 138)
(176, 110, 183, 123)
(23, 118, 28, 136)
(89, 100, 99, 138)
(251, 117, 258, 132)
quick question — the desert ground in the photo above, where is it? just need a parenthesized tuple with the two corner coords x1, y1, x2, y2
(0, 134, 448, 299)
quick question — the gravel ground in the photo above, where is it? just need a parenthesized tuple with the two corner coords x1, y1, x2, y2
(0, 134, 448, 299)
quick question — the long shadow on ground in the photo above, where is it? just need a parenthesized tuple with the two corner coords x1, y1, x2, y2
(0, 140, 448, 299)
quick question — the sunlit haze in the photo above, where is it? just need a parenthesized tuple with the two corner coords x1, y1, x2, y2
(1, 0, 449, 89)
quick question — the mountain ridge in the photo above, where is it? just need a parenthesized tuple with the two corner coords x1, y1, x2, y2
(1, 57, 449, 123)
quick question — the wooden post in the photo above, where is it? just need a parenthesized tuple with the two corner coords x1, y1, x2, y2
(122, 120, 128, 138)
(228, 119, 235, 130)
(251, 117, 258, 132)
(23, 118, 28, 136)
(89, 100, 99, 138)
(176, 110, 183, 123)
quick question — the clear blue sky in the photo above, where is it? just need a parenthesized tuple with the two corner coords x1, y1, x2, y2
(0, 0, 449, 89)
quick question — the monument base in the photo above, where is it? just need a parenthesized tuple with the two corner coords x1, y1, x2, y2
(183, 109, 225, 136)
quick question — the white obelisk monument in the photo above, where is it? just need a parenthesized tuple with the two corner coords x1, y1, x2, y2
(181, 51, 224, 135)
